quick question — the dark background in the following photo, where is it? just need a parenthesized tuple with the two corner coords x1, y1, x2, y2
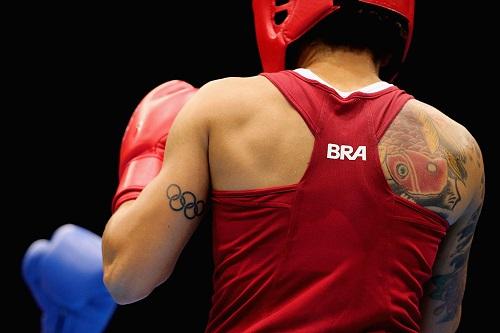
(9, 1, 494, 332)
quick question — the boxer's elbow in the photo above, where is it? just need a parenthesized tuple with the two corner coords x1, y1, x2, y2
(102, 203, 173, 304)
(102, 228, 155, 304)
(103, 260, 156, 305)
(103, 269, 149, 305)
(102, 237, 171, 304)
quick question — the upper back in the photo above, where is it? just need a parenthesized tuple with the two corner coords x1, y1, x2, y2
(207, 74, 315, 192)
(203, 72, 482, 226)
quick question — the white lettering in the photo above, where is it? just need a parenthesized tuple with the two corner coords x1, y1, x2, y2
(327, 144, 366, 161)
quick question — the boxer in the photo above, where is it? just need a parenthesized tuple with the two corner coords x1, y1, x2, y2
(103, 1, 484, 332)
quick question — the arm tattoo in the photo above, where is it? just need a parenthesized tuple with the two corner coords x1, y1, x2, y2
(166, 184, 205, 220)
(380, 110, 467, 219)
(427, 205, 481, 322)
(381, 108, 484, 324)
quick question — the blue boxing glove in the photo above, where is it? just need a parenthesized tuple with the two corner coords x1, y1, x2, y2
(22, 224, 116, 333)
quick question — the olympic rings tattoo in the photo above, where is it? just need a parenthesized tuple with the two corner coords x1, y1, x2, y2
(166, 184, 205, 220)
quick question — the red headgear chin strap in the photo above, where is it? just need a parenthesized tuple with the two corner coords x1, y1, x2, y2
(253, 0, 415, 79)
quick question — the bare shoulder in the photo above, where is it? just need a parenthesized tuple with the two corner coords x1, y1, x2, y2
(405, 99, 473, 140)
(184, 75, 285, 135)
(195, 75, 277, 111)
(200, 75, 275, 94)
(379, 98, 484, 224)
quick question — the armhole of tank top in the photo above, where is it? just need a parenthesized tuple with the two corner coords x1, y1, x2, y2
(259, 72, 326, 187)
(211, 74, 325, 198)
(370, 98, 450, 231)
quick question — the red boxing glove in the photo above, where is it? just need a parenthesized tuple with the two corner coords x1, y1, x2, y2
(112, 80, 198, 213)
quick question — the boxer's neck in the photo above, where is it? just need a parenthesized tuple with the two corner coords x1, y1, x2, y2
(297, 44, 382, 92)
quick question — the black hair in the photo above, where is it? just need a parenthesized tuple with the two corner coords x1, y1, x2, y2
(286, 0, 409, 78)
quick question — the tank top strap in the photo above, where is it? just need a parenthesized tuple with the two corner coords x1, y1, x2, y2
(261, 71, 327, 135)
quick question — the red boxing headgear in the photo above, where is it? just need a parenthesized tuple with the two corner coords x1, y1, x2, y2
(253, 0, 414, 76)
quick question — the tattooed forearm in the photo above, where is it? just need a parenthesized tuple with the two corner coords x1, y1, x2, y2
(428, 270, 464, 322)
(427, 204, 482, 323)
(166, 184, 206, 220)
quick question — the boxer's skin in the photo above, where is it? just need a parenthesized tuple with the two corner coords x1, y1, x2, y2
(102, 46, 484, 333)
(381, 101, 484, 332)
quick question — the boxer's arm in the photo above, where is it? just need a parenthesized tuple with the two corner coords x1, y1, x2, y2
(420, 136, 484, 332)
(102, 85, 211, 304)
(420, 200, 482, 332)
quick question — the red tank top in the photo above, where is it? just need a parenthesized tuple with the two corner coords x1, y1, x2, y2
(205, 71, 448, 333)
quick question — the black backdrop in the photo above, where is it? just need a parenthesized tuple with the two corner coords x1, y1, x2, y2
(9, 2, 495, 332)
